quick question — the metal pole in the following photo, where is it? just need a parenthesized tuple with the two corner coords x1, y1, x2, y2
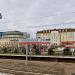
(26, 44, 28, 65)
(43, 29, 44, 42)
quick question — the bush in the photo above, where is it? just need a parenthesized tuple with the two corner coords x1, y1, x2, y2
(3, 47, 7, 53)
(63, 47, 72, 56)
(14, 48, 17, 54)
(35, 48, 40, 55)
(73, 50, 75, 56)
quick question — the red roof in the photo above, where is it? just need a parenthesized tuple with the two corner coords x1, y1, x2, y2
(65, 45, 75, 48)
(61, 41, 75, 45)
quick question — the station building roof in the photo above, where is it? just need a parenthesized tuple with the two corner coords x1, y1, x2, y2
(37, 28, 75, 33)
(3, 31, 23, 35)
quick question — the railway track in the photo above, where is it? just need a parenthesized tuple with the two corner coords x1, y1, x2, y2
(0, 68, 52, 75)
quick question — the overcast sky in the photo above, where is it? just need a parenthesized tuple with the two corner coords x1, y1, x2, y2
(0, 0, 75, 37)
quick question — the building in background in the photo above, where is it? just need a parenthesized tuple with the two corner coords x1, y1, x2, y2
(36, 28, 75, 47)
(0, 32, 3, 38)
(0, 31, 30, 47)
(23, 32, 30, 39)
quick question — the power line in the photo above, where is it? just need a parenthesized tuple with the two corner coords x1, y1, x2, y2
(25, 22, 75, 28)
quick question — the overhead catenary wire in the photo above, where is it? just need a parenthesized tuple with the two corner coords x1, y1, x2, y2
(0, 11, 75, 29)
(25, 22, 75, 28)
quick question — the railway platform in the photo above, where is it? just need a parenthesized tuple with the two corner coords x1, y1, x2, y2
(0, 54, 75, 62)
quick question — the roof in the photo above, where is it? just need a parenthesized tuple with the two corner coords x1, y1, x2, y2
(3, 31, 23, 35)
(61, 41, 75, 45)
(36, 28, 75, 34)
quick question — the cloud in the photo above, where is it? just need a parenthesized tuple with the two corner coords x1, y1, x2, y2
(0, 0, 75, 37)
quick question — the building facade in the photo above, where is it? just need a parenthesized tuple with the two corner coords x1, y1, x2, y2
(0, 31, 30, 47)
(36, 29, 75, 46)
(23, 32, 30, 39)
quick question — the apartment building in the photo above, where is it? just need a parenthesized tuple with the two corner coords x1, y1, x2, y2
(36, 29, 75, 46)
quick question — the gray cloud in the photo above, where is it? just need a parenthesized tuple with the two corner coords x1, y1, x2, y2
(0, 0, 75, 37)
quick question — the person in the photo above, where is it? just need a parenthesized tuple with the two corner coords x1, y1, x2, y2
(35, 46, 40, 55)
(31, 44, 36, 55)
(48, 47, 54, 55)
(40, 47, 44, 55)
(14, 47, 17, 54)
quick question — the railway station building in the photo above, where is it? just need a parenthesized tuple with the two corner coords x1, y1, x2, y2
(0, 31, 30, 47)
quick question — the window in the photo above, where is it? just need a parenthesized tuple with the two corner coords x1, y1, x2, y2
(68, 32, 74, 38)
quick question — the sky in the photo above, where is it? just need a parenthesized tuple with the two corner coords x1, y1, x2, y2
(0, 0, 75, 37)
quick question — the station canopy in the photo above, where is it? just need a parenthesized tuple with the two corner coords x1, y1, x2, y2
(61, 41, 75, 48)
(61, 41, 75, 45)
(18, 38, 50, 44)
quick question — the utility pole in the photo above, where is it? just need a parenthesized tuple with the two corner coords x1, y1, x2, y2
(26, 44, 28, 65)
